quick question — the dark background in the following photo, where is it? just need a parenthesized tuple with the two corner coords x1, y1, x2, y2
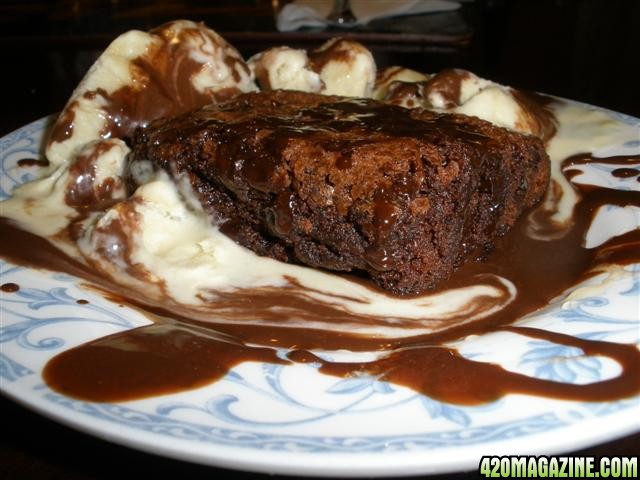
(1, 0, 639, 137)
(1, 1, 639, 478)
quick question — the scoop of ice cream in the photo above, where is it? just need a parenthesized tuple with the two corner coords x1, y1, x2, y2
(384, 68, 556, 140)
(452, 85, 553, 139)
(308, 38, 376, 97)
(46, 20, 257, 167)
(373, 66, 430, 100)
(248, 47, 322, 93)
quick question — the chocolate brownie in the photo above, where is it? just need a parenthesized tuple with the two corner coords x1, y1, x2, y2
(128, 90, 550, 294)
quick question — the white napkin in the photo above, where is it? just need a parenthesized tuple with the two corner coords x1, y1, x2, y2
(277, 0, 461, 32)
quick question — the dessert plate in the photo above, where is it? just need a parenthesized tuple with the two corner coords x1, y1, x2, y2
(1, 106, 639, 477)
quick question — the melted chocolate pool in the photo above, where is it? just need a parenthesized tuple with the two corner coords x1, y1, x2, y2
(1, 150, 639, 405)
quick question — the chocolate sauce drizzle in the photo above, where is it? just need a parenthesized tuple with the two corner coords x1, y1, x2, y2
(65, 141, 121, 208)
(1, 282, 20, 293)
(1, 150, 639, 405)
(16, 158, 49, 168)
(612, 168, 639, 179)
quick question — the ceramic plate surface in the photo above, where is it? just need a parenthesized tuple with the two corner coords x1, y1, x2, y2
(1, 107, 639, 477)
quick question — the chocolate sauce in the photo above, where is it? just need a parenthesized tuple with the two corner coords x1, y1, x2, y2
(65, 141, 121, 209)
(252, 61, 272, 91)
(1, 282, 19, 293)
(308, 38, 355, 74)
(16, 158, 49, 168)
(562, 153, 640, 186)
(386, 82, 423, 108)
(564, 153, 640, 167)
(511, 89, 558, 142)
(612, 168, 639, 178)
(178, 95, 494, 203)
(2, 150, 639, 404)
(43, 323, 286, 403)
(48, 100, 77, 144)
(421, 68, 471, 109)
(269, 192, 296, 236)
(317, 326, 640, 405)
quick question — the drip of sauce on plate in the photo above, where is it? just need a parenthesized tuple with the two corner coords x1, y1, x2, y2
(16, 158, 49, 168)
(612, 168, 639, 179)
(562, 153, 640, 187)
(48, 101, 77, 144)
(1, 282, 20, 293)
(314, 326, 640, 405)
(1, 151, 639, 404)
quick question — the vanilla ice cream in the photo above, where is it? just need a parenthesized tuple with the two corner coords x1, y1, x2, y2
(308, 38, 376, 97)
(248, 47, 322, 93)
(46, 20, 257, 168)
(382, 68, 556, 140)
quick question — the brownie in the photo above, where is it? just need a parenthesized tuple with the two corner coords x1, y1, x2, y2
(128, 90, 550, 295)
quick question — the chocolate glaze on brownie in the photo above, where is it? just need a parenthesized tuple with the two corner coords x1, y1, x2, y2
(128, 90, 550, 294)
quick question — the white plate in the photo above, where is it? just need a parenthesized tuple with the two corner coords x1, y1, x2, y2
(1, 108, 639, 478)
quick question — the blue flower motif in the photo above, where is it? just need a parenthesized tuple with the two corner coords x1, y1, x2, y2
(154, 362, 490, 429)
(519, 332, 607, 383)
(419, 396, 472, 427)
(44, 389, 592, 452)
(554, 295, 636, 325)
(326, 375, 395, 395)
(12, 286, 79, 310)
(0, 353, 33, 381)
(0, 117, 48, 199)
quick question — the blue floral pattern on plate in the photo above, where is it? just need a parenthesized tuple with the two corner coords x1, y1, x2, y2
(1, 110, 639, 477)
